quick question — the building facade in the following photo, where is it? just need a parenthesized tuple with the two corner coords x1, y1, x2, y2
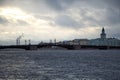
(89, 28, 120, 46)
(61, 39, 89, 45)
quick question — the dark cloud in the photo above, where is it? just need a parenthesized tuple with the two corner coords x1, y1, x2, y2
(0, 16, 9, 25)
(55, 15, 80, 29)
(0, 16, 29, 26)
(0, 0, 15, 7)
(44, 0, 120, 28)
(80, 0, 120, 9)
(104, 8, 120, 25)
(16, 20, 29, 26)
(45, 0, 62, 11)
(76, 1, 120, 27)
(0, 0, 120, 39)
(0, 0, 7, 6)
(44, 0, 77, 11)
(104, 0, 120, 9)
(0, 0, 119, 10)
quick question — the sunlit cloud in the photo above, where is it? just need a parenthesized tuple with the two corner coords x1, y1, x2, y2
(0, 7, 35, 24)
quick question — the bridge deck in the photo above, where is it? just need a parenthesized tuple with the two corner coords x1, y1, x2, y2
(0, 44, 120, 50)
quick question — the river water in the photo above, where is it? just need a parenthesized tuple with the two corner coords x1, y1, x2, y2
(0, 50, 120, 80)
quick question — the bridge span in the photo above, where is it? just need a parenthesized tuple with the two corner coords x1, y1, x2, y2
(0, 44, 75, 50)
(0, 44, 120, 50)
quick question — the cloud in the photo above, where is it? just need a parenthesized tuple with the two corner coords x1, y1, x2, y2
(0, 0, 120, 45)
(104, 8, 120, 25)
(55, 15, 80, 29)
(15, 20, 29, 26)
(104, 0, 120, 9)
(45, 0, 62, 11)
(44, 0, 77, 11)
(0, 16, 9, 25)
(0, 14, 29, 26)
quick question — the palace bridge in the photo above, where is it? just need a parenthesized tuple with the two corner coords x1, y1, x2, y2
(0, 44, 120, 50)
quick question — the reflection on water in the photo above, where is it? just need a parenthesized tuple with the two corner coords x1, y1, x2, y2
(0, 50, 120, 80)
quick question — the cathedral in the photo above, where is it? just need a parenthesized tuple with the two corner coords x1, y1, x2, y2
(89, 28, 120, 46)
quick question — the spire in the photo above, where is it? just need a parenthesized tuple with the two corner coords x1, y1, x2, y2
(102, 27, 105, 33)
(100, 27, 106, 39)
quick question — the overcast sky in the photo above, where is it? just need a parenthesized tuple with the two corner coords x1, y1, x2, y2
(0, 0, 120, 45)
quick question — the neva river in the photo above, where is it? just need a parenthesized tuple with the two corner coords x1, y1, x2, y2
(0, 50, 120, 80)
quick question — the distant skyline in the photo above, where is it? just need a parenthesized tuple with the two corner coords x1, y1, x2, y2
(0, 0, 120, 45)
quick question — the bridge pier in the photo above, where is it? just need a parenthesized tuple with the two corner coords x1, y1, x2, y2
(26, 45, 38, 50)
(73, 45, 81, 50)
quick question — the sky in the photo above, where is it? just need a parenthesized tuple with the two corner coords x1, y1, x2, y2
(0, 0, 120, 45)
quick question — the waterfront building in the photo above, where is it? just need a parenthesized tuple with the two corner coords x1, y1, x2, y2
(89, 28, 120, 46)
(58, 28, 120, 46)
(61, 39, 89, 45)
(100, 28, 106, 39)
(72, 39, 89, 45)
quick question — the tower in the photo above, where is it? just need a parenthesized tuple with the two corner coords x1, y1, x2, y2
(100, 27, 106, 39)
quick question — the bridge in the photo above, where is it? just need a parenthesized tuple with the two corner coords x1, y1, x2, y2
(0, 44, 75, 50)
(0, 44, 120, 50)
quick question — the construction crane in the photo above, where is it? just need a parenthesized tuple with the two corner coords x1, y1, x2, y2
(16, 33, 24, 45)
